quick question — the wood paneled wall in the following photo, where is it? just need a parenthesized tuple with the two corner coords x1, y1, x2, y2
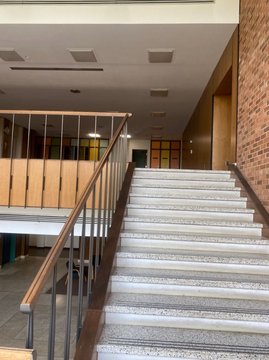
(0, 159, 100, 209)
(182, 28, 238, 170)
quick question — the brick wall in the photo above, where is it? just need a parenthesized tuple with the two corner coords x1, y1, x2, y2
(237, 0, 269, 212)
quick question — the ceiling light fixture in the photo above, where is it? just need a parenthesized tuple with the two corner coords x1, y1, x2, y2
(148, 49, 174, 63)
(70, 89, 81, 94)
(88, 133, 101, 138)
(120, 134, 132, 138)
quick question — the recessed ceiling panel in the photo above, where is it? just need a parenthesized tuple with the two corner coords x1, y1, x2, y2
(150, 89, 169, 97)
(148, 49, 174, 63)
(0, 49, 24, 62)
(68, 49, 97, 62)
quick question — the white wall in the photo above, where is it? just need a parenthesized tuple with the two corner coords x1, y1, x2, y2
(128, 139, 151, 168)
(29, 234, 80, 248)
(0, 0, 239, 24)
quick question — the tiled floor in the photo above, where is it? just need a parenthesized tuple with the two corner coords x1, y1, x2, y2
(0, 255, 85, 359)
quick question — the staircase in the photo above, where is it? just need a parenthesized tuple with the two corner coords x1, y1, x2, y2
(96, 168, 269, 359)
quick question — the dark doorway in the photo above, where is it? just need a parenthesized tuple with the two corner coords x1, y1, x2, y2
(132, 149, 147, 168)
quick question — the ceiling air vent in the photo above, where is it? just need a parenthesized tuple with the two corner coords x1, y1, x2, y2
(148, 49, 174, 63)
(68, 49, 97, 63)
(0, 89, 6, 95)
(151, 112, 166, 117)
(10, 66, 103, 71)
(150, 89, 169, 97)
(0, 49, 24, 62)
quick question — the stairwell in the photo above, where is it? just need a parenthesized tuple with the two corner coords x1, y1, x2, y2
(96, 168, 269, 359)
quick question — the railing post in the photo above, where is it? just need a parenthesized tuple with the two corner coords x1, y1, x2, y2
(64, 230, 75, 360)
(77, 204, 87, 341)
(48, 264, 57, 360)
(26, 311, 34, 349)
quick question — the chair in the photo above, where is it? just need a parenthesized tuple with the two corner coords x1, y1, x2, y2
(65, 261, 81, 285)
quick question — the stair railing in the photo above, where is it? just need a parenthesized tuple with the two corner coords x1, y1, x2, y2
(18, 111, 131, 359)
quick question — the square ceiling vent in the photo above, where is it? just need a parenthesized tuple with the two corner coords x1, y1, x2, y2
(0, 49, 24, 62)
(0, 89, 6, 95)
(148, 49, 174, 63)
(150, 89, 169, 97)
(151, 112, 166, 118)
(68, 49, 97, 63)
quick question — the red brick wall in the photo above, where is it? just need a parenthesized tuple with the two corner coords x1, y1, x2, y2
(237, 0, 269, 212)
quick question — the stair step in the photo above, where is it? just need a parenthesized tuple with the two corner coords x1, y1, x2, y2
(111, 267, 269, 300)
(97, 324, 269, 360)
(131, 184, 242, 198)
(129, 193, 248, 208)
(120, 230, 269, 253)
(105, 293, 269, 333)
(116, 247, 269, 274)
(124, 217, 262, 236)
(126, 204, 254, 221)
(134, 168, 232, 179)
(132, 176, 236, 188)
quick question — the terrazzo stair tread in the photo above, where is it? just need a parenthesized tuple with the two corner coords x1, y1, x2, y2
(120, 236, 269, 254)
(126, 206, 254, 221)
(106, 293, 269, 313)
(117, 247, 269, 261)
(129, 193, 248, 206)
(124, 216, 262, 228)
(131, 185, 242, 198)
(133, 175, 235, 183)
(126, 204, 254, 214)
(111, 267, 269, 296)
(134, 168, 231, 175)
(97, 324, 269, 359)
(105, 293, 269, 324)
(120, 230, 268, 244)
(132, 178, 236, 188)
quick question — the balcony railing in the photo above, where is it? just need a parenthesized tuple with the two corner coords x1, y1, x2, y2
(0, 109, 131, 358)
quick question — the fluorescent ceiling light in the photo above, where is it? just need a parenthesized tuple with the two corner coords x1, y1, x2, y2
(68, 49, 97, 63)
(88, 133, 101, 138)
(148, 49, 174, 63)
(120, 134, 131, 138)
(0, 49, 24, 62)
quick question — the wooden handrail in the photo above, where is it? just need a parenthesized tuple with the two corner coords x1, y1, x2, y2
(0, 347, 36, 360)
(20, 113, 131, 313)
(0, 110, 131, 117)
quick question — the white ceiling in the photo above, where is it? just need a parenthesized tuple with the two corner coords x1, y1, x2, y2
(0, 23, 237, 139)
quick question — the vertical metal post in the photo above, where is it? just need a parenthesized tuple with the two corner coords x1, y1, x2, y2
(41, 114, 48, 209)
(77, 204, 86, 341)
(58, 115, 64, 209)
(75, 115, 81, 204)
(95, 170, 103, 277)
(48, 264, 57, 360)
(24, 114, 31, 207)
(108, 150, 114, 227)
(101, 160, 109, 256)
(110, 116, 114, 141)
(26, 311, 34, 349)
(64, 230, 74, 360)
(112, 140, 118, 212)
(8, 114, 15, 207)
(87, 185, 95, 304)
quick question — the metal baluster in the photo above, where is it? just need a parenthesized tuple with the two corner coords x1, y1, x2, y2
(87, 185, 96, 305)
(26, 311, 34, 349)
(77, 204, 86, 341)
(41, 114, 48, 209)
(8, 114, 15, 207)
(24, 114, 31, 207)
(107, 152, 113, 228)
(75, 115, 81, 204)
(112, 140, 119, 210)
(95, 170, 103, 277)
(64, 230, 74, 360)
(101, 161, 109, 256)
(48, 264, 57, 360)
(58, 115, 64, 208)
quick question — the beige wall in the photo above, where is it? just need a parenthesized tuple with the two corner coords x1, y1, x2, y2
(182, 28, 238, 170)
